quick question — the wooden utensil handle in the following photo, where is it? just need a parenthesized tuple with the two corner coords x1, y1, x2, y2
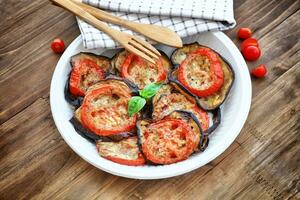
(72, 0, 129, 26)
(50, 0, 120, 38)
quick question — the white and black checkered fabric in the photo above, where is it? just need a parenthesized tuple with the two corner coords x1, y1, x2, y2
(77, 0, 236, 49)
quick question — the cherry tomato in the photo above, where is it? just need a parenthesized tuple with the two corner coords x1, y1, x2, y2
(51, 38, 65, 53)
(237, 28, 252, 39)
(242, 45, 261, 61)
(241, 38, 259, 52)
(251, 64, 267, 77)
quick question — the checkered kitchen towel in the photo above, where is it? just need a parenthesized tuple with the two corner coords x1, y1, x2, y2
(77, 0, 236, 49)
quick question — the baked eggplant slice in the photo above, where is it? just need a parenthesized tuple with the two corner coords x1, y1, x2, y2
(136, 118, 195, 164)
(87, 75, 139, 95)
(111, 49, 172, 75)
(77, 81, 137, 136)
(152, 83, 209, 132)
(110, 49, 130, 75)
(64, 74, 139, 108)
(198, 58, 234, 110)
(170, 43, 234, 110)
(96, 137, 145, 166)
(171, 43, 203, 65)
(69, 52, 111, 97)
(71, 107, 136, 142)
(166, 110, 209, 152)
(111, 49, 172, 89)
(71, 52, 111, 73)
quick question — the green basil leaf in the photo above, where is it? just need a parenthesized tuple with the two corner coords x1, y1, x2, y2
(128, 96, 146, 117)
(139, 83, 162, 99)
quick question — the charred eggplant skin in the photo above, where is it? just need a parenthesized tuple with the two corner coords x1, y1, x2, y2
(169, 110, 209, 152)
(70, 116, 101, 142)
(205, 107, 221, 135)
(104, 74, 139, 95)
(170, 43, 235, 110)
(65, 75, 84, 108)
(70, 116, 135, 142)
(167, 76, 204, 110)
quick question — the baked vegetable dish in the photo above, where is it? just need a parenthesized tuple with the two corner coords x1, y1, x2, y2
(65, 43, 234, 166)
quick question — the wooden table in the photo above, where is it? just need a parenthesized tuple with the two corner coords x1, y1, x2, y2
(0, 0, 299, 199)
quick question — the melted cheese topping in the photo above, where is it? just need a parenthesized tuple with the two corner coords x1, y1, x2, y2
(153, 93, 207, 130)
(146, 121, 188, 159)
(97, 137, 139, 160)
(80, 68, 101, 91)
(128, 59, 160, 88)
(87, 92, 134, 129)
(184, 55, 213, 90)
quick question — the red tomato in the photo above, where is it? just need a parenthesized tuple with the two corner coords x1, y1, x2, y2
(242, 45, 261, 61)
(105, 155, 145, 166)
(81, 85, 137, 136)
(142, 119, 195, 164)
(251, 64, 267, 77)
(193, 106, 209, 131)
(178, 47, 224, 97)
(241, 38, 259, 52)
(51, 38, 65, 53)
(237, 28, 252, 39)
(121, 53, 166, 89)
(69, 59, 105, 96)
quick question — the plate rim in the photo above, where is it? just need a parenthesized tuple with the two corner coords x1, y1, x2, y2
(50, 31, 252, 179)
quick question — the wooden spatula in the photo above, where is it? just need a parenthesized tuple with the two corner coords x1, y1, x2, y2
(72, 0, 183, 48)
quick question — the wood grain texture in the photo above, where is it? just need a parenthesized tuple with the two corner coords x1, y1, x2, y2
(0, 0, 299, 199)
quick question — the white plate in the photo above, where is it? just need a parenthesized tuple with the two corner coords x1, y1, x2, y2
(50, 31, 251, 179)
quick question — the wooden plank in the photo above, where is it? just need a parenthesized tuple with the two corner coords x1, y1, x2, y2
(235, 10, 300, 143)
(0, 0, 47, 34)
(0, 4, 79, 124)
(0, 97, 92, 200)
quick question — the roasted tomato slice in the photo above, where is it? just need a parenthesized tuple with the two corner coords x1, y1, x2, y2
(152, 89, 209, 131)
(192, 105, 209, 131)
(96, 137, 145, 166)
(141, 119, 194, 164)
(178, 47, 224, 97)
(121, 53, 167, 89)
(164, 110, 204, 152)
(81, 85, 137, 136)
(69, 59, 105, 96)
